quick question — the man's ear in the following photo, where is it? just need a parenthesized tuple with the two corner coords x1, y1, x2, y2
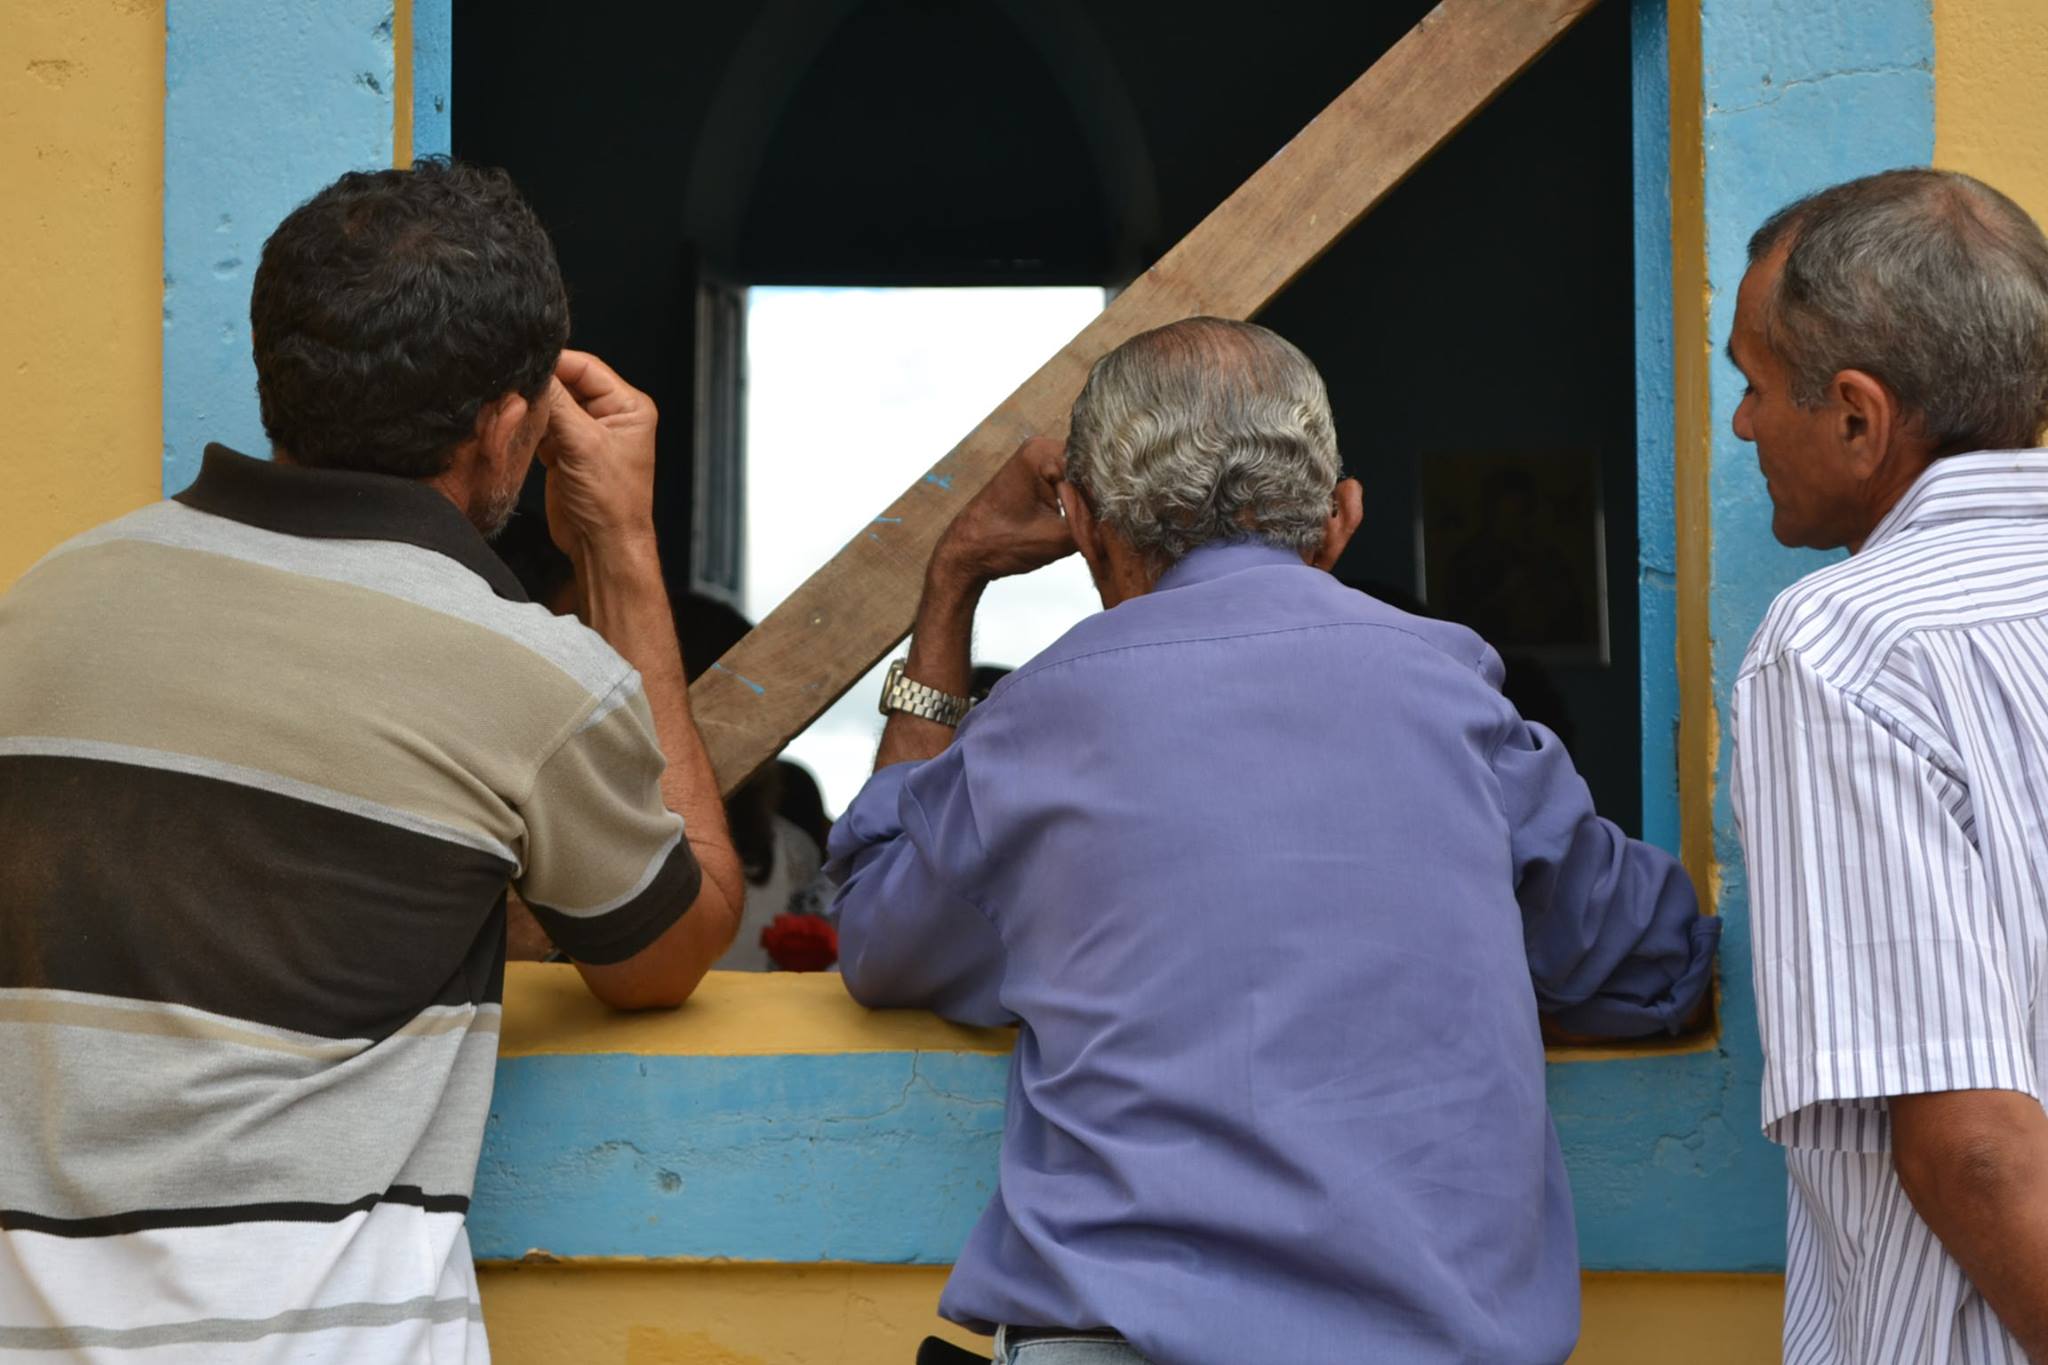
(1309, 478, 1365, 572)
(1831, 369, 1896, 478)
(1058, 479, 1110, 591)
(474, 390, 535, 472)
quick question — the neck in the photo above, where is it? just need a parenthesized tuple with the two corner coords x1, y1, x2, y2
(1094, 544, 1163, 609)
(424, 467, 476, 518)
(1848, 445, 1938, 553)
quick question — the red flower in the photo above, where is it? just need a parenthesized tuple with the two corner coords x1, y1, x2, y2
(761, 913, 838, 972)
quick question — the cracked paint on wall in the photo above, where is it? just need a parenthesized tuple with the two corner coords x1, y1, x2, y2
(472, 1051, 1009, 1263)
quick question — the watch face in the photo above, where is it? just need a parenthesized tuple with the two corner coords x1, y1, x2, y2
(878, 659, 907, 717)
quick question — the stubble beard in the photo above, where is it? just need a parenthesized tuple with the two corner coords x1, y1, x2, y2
(474, 481, 521, 541)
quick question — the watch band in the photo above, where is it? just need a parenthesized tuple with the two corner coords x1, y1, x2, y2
(878, 658, 973, 728)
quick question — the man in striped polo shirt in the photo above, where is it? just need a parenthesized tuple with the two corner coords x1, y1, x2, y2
(1728, 169, 2048, 1363)
(0, 161, 742, 1361)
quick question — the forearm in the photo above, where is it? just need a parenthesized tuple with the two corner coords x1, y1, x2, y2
(829, 772, 1013, 1028)
(873, 558, 984, 770)
(1897, 1094, 2048, 1358)
(575, 537, 743, 987)
(1515, 781, 1715, 1037)
(1934, 1185, 2048, 1360)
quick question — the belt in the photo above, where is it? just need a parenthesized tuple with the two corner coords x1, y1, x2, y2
(1005, 1327, 1124, 1344)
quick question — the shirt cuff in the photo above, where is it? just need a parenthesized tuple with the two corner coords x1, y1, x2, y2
(1546, 913, 1722, 1038)
(1762, 1036, 2042, 1149)
(824, 761, 921, 884)
(526, 840, 704, 965)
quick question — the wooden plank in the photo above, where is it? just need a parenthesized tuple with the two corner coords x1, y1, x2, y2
(692, 0, 1603, 794)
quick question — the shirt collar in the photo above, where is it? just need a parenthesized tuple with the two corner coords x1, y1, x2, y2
(1862, 448, 2048, 553)
(1153, 538, 1307, 593)
(174, 444, 530, 602)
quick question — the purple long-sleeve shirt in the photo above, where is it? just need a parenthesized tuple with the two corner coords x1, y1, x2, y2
(827, 540, 1718, 1365)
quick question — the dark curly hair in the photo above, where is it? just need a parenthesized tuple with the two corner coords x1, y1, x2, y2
(250, 158, 570, 478)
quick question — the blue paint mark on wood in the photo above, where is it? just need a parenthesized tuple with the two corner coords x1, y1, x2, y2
(921, 474, 954, 491)
(471, 1051, 1008, 1262)
(873, 516, 903, 525)
(709, 661, 766, 697)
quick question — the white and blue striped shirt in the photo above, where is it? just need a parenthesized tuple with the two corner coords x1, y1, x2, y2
(1733, 449, 2048, 1365)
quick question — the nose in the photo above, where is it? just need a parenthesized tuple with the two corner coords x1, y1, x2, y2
(1731, 394, 1754, 444)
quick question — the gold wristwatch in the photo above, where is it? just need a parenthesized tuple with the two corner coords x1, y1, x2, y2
(877, 658, 973, 728)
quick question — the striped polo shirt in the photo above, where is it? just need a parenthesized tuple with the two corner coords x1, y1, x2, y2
(0, 447, 701, 1363)
(1732, 449, 2048, 1364)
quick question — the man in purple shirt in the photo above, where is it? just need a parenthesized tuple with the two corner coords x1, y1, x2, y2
(827, 318, 1720, 1365)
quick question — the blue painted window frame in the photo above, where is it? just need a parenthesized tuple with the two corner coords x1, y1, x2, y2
(1631, 0, 1680, 856)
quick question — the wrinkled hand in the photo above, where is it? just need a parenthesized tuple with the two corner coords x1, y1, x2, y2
(537, 349, 659, 560)
(931, 438, 1077, 586)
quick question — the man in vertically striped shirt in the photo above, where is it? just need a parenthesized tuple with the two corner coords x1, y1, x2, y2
(0, 162, 743, 1361)
(1728, 168, 2048, 1363)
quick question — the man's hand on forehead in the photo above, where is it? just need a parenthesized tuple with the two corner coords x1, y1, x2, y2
(536, 348, 660, 559)
(553, 349, 643, 420)
(932, 437, 1078, 587)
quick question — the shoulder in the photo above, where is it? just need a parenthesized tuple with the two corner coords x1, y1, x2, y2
(1741, 538, 1938, 692)
(475, 600, 635, 705)
(15, 499, 190, 581)
(999, 564, 1500, 699)
(23, 498, 633, 705)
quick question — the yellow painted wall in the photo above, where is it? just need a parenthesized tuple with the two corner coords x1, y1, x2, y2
(1936, 0, 2048, 231)
(478, 1264, 981, 1365)
(498, 965, 1015, 1059)
(1575, 1272, 1782, 1363)
(0, 0, 164, 591)
(476, 1265, 1783, 1365)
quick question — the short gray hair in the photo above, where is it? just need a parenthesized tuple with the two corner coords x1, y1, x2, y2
(1748, 168, 2048, 452)
(1064, 317, 1341, 567)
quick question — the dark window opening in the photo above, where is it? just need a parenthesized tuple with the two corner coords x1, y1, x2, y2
(456, 0, 1640, 834)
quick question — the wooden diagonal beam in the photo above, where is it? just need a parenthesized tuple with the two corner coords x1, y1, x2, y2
(692, 0, 1603, 794)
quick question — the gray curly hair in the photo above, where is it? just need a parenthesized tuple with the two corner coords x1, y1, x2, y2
(1064, 317, 1342, 569)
